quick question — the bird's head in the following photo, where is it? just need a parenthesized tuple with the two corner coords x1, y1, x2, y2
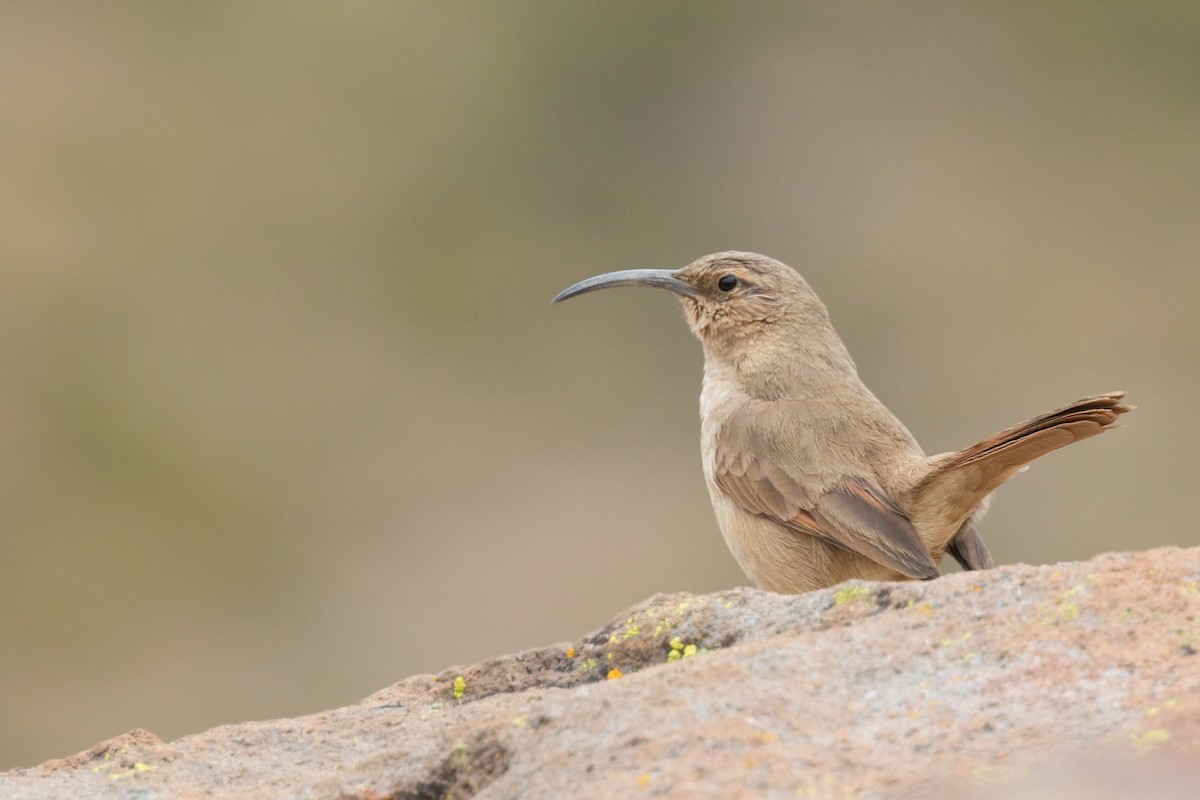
(554, 251, 856, 396)
(553, 251, 825, 345)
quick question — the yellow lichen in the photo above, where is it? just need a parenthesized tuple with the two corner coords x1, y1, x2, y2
(91, 748, 127, 773)
(1131, 727, 1171, 752)
(666, 636, 705, 661)
(940, 632, 973, 649)
(109, 763, 156, 781)
(834, 584, 870, 605)
(1039, 587, 1086, 626)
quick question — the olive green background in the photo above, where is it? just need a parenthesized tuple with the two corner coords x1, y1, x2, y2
(2, 2, 1196, 768)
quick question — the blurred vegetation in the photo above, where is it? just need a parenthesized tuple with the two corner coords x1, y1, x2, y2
(1, 2, 1196, 768)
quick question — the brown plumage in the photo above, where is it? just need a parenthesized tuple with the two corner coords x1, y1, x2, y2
(553, 252, 1133, 593)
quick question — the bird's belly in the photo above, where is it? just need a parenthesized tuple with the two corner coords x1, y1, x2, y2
(707, 486, 908, 593)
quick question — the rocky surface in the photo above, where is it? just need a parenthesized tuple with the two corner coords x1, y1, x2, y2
(3, 547, 1199, 799)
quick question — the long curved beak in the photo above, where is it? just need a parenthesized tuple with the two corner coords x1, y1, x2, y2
(551, 269, 700, 304)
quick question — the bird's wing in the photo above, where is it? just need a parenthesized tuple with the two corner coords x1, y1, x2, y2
(711, 401, 938, 580)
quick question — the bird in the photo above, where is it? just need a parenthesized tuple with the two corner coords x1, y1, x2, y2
(552, 251, 1132, 593)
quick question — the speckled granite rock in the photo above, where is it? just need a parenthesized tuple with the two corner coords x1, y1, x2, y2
(3, 548, 1198, 799)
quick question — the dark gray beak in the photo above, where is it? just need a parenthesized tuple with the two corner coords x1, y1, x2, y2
(551, 269, 700, 304)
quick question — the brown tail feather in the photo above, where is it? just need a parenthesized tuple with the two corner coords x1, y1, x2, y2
(950, 392, 1131, 470)
(912, 392, 1133, 549)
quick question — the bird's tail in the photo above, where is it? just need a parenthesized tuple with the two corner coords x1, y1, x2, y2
(912, 392, 1133, 552)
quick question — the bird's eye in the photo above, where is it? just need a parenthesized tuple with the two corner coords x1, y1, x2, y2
(717, 275, 738, 292)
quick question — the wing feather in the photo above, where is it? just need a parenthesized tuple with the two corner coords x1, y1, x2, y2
(712, 401, 938, 580)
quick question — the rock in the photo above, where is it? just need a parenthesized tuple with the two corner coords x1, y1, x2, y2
(2, 548, 1198, 799)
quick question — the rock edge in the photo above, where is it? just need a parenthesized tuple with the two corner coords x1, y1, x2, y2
(3, 547, 1199, 799)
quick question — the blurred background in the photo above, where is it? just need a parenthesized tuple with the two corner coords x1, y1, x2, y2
(1, 1, 1196, 769)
